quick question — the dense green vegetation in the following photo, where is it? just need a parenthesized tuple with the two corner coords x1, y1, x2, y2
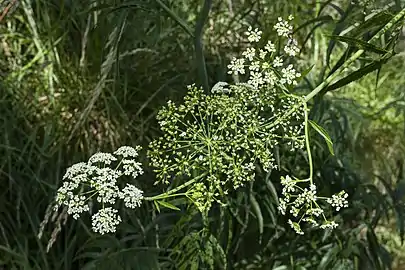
(1, 0, 405, 269)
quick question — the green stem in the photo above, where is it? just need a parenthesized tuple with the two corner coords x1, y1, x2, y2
(144, 173, 207, 201)
(194, 0, 212, 92)
(303, 102, 313, 183)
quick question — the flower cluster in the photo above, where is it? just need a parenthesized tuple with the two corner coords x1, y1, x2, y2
(54, 146, 144, 234)
(228, 17, 301, 89)
(278, 175, 349, 234)
(148, 17, 307, 213)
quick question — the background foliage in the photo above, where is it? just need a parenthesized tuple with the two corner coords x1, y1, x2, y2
(1, 0, 405, 269)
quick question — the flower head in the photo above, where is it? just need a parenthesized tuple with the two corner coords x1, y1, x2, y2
(53, 145, 144, 235)
(274, 17, 293, 37)
(227, 57, 245, 75)
(91, 207, 122, 234)
(88, 152, 117, 165)
(327, 191, 349, 211)
(119, 184, 144, 209)
(114, 146, 141, 158)
(245, 26, 262, 42)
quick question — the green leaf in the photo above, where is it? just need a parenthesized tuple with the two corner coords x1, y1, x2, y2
(317, 246, 339, 270)
(309, 120, 335, 156)
(250, 195, 263, 244)
(325, 4, 353, 66)
(323, 55, 391, 93)
(300, 64, 315, 79)
(349, 11, 394, 38)
(154, 200, 161, 213)
(265, 171, 279, 202)
(326, 35, 389, 54)
(326, 46, 357, 78)
(294, 15, 334, 33)
(273, 266, 289, 270)
(157, 200, 180, 211)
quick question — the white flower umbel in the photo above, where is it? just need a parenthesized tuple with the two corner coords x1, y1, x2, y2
(245, 26, 262, 42)
(278, 174, 349, 234)
(63, 162, 88, 180)
(280, 64, 301, 85)
(273, 56, 284, 67)
(88, 152, 117, 165)
(227, 57, 245, 75)
(53, 145, 144, 234)
(274, 17, 293, 37)
(122, 159, 144, 178)
(284, 38, 300, 57)
(242, 47, 256, 61)
(265, 41, 276, 53)
(91, 207, 122, 234)
(327, 191, 349, 211)
(114, 145, 141, 158)
(320, 221, 339, 230)
(119, 184, 144, 208)
(288, 219, 304, 235)
(66, 194, 90, 220)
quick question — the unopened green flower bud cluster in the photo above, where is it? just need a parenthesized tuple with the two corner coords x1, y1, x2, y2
(148, 16, 309, 214)
(148, 16, 349, 233)
(54, 146, 144, 234)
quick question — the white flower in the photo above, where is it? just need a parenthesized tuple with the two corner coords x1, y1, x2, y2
(97, 183, 120, 204)
(248, 72, 264, 88)
(284, 38, 300, 57)
(281, 175, 295, 195)
(249, 61, 261, 72)
(320, 221, 339, 230)
(119, 184, 144, 209)
(91, 207, 122, 234)
(245, 26, 262, 42)
(273, 56, 283, 67)
(306, 207, 323, 217)
(258, 49, 267, 59)
(290, 206, 300, 217)
(122, 159, 144, 178)
(66, 195, 90, 220)
(278, 198, 287, 215)
(280, 64, 301, 85)
(91, 167, 120, 188)
(274, 17, 293, 37)
(264, 41, 276, 53)
(303, 217, 318, 226)
(242, 47, 256, 61)
(114, 146, 140, 158)
(88, 152, 117, 165)
(227, 57, 245, 75)
(327, 191, 349, 211)
(297, 186, 317, 204)
(264, 71, 277, 86)
(63, 162, 88, 180)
